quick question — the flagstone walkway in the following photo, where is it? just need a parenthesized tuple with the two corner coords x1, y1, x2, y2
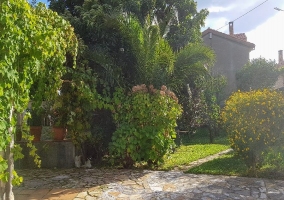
(14, 150, 284, 200)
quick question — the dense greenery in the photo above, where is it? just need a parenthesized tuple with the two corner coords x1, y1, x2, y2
(49, 0, 209, 51)
(110, 85, 182, 167)
(47, 0, 211, 91)
(221, 89, 284, 174)
(123, 0, 209, 51)
(2, 0, 224, 182)
(236, 57, 280, 91)
(47, 0, 220, 158)
(7, 1, 284, 198)
(0, 0, 77, 198)
(173, 44, 225, 142)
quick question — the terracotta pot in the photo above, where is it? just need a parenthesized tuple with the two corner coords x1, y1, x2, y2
(30, 126, 42, 141)
(52, 127, 67, 141)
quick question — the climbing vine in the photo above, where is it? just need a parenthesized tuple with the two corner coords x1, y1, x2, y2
(0, 0, 77, 198)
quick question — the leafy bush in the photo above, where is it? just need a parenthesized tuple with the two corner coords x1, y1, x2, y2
(109, 84, 182, 167)
(264, 146, 284, 170)
(236, 58, 279, 91)
(221, 89, 284, 173)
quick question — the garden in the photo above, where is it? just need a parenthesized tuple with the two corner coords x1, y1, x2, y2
(1, 0, 284, 199)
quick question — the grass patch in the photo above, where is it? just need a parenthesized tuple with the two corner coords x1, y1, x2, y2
(159, 144, 230, 170)
(185, 151, 284, 180)
(186, 152, 247, 176)
(158, 128, 231, 170)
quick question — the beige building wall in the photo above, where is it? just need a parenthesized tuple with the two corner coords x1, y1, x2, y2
(202, 26, 254, 101)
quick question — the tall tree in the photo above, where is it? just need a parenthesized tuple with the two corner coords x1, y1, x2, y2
(120, 15, 175, 87)
(169, 43, 215, 92)
(48, 0, 85, 16)
(49, 0, 138, 90)
(48, 0, 218, 144)
(123, 0, 209, 51)
(0, 1, 77, 199)
(48, 0, 209, 89)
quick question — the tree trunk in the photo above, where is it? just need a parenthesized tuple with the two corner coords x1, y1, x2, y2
(4, 138, 14, 200)
(4, 107, 15, 200)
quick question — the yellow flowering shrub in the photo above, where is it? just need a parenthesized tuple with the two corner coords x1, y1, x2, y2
(221, 89, 284, 172)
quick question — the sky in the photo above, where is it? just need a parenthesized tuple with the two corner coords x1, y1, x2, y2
(196, 0, 284, 62)
(38, 0, 284, 62)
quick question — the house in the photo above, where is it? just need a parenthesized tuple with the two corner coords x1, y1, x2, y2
(274, 50, 284, 91)
(202, 22, 255, 101)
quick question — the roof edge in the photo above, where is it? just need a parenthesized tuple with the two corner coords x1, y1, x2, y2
(202, 28, 255, 49)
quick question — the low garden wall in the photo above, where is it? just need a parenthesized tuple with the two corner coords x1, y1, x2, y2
(15, 140, 75, 169)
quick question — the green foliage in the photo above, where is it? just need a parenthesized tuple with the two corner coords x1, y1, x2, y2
(83, 127, 105, 159)
(27, 109, 43, 126)
(170, 43, 216, 95)
(48, 0, 220, 161)
(109, 85, 182, 167)
(0, 0, 77, 189)
(163, 0, 209, 51)
(50, 0, 142, 91)
(236, 57, 280, 91)
(170, 43, 224, 143)
(0, 156, 8, 182)
(264, 146, 284, 170)
(60, 66, 109, 147)
(11, 170, 23, 186)
(49, 0, 208, 90)
(48, 0, 85, 15)
(221, 89, 284, 173)
(121, 16, 175, 87)
(123, 0, 209, 51)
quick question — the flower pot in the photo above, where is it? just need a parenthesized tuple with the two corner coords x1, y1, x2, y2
(30, 126, 42, 141)
(52, 127, 67, 141)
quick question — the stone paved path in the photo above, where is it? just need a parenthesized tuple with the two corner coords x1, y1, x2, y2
(14, 150, 284, 200)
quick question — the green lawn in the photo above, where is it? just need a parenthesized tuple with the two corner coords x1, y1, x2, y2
(186, 152, 247, 176)
(158, 129, 231, 170)
(99, 128, 284, 180)
(186, 151, 284, 180)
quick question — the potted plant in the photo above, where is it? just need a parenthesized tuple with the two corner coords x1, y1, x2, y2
(27, 109, 43, 141)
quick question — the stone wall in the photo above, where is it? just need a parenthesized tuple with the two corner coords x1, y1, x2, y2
(15, 140, 75, 169)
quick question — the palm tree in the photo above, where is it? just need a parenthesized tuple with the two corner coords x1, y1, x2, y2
(120, 15, 175, 87)
(169, 43, 215, 94)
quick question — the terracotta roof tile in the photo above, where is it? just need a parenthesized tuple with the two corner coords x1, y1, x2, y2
(233, 33, 247, 41)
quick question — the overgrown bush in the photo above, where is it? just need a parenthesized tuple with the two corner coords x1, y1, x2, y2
(264, 146, 284, 170)
(109, 84, 182, 168)
(221, 89, 284, 174)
